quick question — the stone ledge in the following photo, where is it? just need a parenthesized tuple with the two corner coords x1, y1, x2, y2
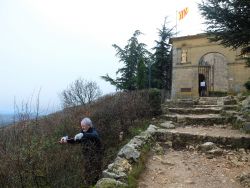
(154, 129, 250, 149)
(96, 124, 159, 187)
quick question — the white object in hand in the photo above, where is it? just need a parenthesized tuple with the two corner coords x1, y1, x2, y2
(74, 133, 83, 141)
(61, 136, 68, 143)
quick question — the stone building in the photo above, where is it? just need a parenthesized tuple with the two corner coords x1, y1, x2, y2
(170, 33, 250, 99)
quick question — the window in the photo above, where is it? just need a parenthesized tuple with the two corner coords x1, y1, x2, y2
(181, 49, 188, 63)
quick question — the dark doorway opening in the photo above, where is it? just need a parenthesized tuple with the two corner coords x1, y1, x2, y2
(199, 74, 206, 97)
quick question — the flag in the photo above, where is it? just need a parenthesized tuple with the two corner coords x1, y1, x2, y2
(178, 7, 189, 20)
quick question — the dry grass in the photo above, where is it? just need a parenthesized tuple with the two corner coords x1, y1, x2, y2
(0, 89, 161, 187)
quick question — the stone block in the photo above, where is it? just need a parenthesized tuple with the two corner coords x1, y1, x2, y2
(96, 178, 127, 188)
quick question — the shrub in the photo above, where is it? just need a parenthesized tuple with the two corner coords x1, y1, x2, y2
(0, 90, 161, 187)
(208, 91, 227, 97)
(148, 88, 162, 115)
(244, 80, 250, 90)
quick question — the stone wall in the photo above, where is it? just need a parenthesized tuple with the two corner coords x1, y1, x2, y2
(95, 125, 158, 188)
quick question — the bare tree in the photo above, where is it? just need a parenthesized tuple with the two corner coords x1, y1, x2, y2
(61, 78, 102, 108)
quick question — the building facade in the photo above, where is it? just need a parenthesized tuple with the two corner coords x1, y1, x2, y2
(170, 34, 250, 99)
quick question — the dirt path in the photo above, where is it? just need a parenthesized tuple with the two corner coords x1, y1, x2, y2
(138, 147, 250, 188)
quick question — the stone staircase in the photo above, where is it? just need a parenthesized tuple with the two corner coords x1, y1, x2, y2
(162, 97, 237, 127)
(158, 96, 250, 149)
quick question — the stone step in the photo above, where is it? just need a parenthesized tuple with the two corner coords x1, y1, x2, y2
(155, 127, 250, 149)
(161, 114, 232, 125)
(193, 104, 238, 111)
(199, 97, 219, 103)
(164, 99, 197, 108)
(222, 105, 238, 111)
(167, 107, 222, 115)
(198, 100, 218, 105)
(194, 105, 221, 108)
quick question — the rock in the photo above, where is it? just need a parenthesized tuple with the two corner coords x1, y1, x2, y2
(161, 160, 175, 166)
(147, 124, 158, 132)
(242, 96, 250, 111)
(236, 172, 250, 188)
(127, 137, 145, 150)
(186, 145, 195, 151)
(102, 169, 127, 181)
(163, 141, 173, 148)
(237, 93, 247, 101)
(198, 142, 217, 152)
(185, 179, 195, 184)
(160, 121, 176, 129)
(243, 122, 250, 132)
(206, 148, 224, 156)
(137, 131, 152, 141)
(239, 148, 246, 154)
(223, 96, 237, 105)
(153, 143, 164, 155)
(118, 144, 140, 162)
(107, 157, 132, 174)
(95, 178, 127, 188)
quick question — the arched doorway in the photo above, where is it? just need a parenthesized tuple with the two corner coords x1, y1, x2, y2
(198, 53, 228, 96)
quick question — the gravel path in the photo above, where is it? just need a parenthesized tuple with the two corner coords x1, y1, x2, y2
(138, 147, 250, 188)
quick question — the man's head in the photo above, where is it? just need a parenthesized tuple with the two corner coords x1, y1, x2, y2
(81, 117, 93, 132)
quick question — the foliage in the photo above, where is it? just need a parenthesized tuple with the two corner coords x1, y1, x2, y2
(198, 0, 250, 55)
(245, 57, 250, 67)
(244, 80, 250, 90)
(148, 88, 162, 115)
(101, 30, 151, 91)
(60, 78, 102, 108)
(127, 143, 151, 188)
(209, 91, 228, 97)
(151, 18, 173, 90)
(0, 90, 161, 187)
(137, 58, 147, 89)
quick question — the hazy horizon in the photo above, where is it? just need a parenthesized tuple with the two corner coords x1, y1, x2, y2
(0, 0, 205, 114)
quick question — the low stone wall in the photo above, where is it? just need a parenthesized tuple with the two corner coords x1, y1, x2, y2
(95, 124, 158, 188)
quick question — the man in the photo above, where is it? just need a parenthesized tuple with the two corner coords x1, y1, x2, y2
(59, 117, 102, 186)
(200, 80, 206, 97)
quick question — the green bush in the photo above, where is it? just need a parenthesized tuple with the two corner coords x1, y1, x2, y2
(209, 91, 228, 97)
(244, 80, 250, 90)
(0, 90, 159, 187)
(245, 57, 250, 67)
(148, 88, 162, 116)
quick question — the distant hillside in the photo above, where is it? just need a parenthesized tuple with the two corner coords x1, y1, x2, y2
(0, 114, 14, 126)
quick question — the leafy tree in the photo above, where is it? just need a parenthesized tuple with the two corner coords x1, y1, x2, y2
(61, 78, 102, 108)
(101, 30, 151, 91)
(199, 0, 250, 55)
(151, 18, 173, 91)
(137, 58, 147, 89)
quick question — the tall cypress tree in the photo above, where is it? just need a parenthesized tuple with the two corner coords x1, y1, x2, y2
(151, 18, 173, 92)
(102, 30, 150, 91)
(137, 57, 147, 89)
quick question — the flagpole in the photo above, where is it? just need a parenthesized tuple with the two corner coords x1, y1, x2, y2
(175, 10, 178, 37)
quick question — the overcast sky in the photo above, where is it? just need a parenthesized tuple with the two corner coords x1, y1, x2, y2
(0, 0, 205, 114)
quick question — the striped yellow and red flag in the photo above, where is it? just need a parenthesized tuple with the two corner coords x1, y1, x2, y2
(178, 7, 189, 20)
